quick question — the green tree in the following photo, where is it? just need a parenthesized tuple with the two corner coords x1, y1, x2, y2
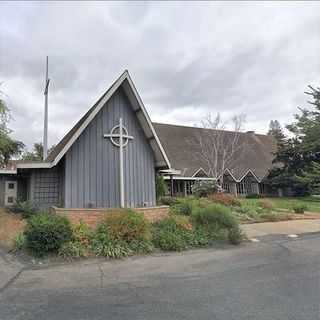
(155, 174, 167, 201)
(267, 120, 286, 148)
(22, 142, 44, 161)
(0, 86, 24, 165)
(22, 142, 56, 161)
(295, 161, 320, 194)
(266, 86, 320, 195)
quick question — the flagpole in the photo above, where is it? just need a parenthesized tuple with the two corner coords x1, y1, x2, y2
(43, 56, 50, 160)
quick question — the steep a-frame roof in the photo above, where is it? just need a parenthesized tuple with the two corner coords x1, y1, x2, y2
(18, 70, 171, 169)
(153, 122, 276, 182)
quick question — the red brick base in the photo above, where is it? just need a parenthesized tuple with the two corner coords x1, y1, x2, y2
(50, 206, 169, 228)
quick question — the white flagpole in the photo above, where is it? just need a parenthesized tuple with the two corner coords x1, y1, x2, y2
(119, 118, 125, 207)
(43, 56, 50, 160)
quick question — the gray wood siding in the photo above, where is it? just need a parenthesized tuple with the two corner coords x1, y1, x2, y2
(65, 88, 156, 208)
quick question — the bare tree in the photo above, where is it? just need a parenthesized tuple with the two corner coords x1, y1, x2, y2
(193, 113, 247, 186)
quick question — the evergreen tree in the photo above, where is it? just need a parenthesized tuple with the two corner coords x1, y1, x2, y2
(267, 120, 286, 148)
(295, 161, 320, 194)
(266, 86, 320, 195)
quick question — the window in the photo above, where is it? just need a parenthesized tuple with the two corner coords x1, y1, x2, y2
(7, 196, 14, 203)
(8, 183, 15, 190)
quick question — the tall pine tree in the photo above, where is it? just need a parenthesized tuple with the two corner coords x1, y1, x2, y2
(266, 86, 320, 195)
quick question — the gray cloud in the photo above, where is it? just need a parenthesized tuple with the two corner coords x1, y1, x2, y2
(0, 1, 320, 150)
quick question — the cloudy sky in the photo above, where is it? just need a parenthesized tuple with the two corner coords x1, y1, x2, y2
(1, 1, 320, 150)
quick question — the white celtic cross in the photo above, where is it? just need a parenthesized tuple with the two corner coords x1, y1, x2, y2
(104, 118, 134, 207)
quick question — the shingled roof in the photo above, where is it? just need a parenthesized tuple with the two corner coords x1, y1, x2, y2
(153, 123, 276, 182)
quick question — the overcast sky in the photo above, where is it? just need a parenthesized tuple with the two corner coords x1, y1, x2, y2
(1, 1, 320, 150)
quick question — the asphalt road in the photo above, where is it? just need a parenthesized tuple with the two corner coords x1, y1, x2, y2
(1, 234, 320, 320)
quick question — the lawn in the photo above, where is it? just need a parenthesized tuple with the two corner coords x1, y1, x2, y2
(0, 208, 25, 250)
(240, 196, 320, 213)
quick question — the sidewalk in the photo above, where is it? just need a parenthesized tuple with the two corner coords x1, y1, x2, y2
(242, 219, 320, 238)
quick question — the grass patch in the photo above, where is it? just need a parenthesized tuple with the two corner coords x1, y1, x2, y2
(240, 196, 320, 213)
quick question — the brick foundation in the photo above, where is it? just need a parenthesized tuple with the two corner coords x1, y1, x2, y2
(50, 206, 169, 228)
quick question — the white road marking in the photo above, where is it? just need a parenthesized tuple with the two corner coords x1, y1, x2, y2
(287, 234, 298, 238)
(250, 238, 260, 243)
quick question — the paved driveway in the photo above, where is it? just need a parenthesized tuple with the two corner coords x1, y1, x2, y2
(1, 232, 320, 320)
(242, 219, 320, 238)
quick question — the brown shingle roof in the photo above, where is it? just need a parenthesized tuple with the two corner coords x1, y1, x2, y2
(153, 122, 276, 182)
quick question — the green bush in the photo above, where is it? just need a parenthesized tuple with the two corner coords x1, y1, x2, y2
(246, 193, 263, 199)
(192, 204, 238, 230)
(170, 198, 196, 216)
(102, 210, 151, 242)
(152, 217, 194, 251)
(292, 204, 308, 214)
(91, 210, 152, 258)
(160, 196, 179, 206)
(156, 174, 167, 201)
(58, 220, 93, 259)
(192, 181, 218, 198)
(128, 240, 154, 254)
(14, 231, 26, 251)
(228, 227, 243, 245)
(91, 223, 132, 258)
(24, 213, 73, 256)
(10, 200, 40, 218)
(59, 241, 89, 259)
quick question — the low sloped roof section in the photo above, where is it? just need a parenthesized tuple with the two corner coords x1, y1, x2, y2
(19, 70, 171, 169)
(153, 122, 276, 182)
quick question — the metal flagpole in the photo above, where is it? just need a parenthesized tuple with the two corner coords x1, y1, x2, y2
(43, 56, 50, 160)
(119, 118, 125, 207)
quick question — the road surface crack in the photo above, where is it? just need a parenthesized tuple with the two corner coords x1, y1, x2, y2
(0, 266, 27, 294)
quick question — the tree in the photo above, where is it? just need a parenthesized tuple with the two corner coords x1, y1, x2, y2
(155, 174, 167, 201)
(267, 120, 286, 148)
(266, 85, 320, 195)
(193, 113, 247, 186)
(0, 85, 24, 165)
(22, 142, 55, 161)
(295, 162, 320, 194)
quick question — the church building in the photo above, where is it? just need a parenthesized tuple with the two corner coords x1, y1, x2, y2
(0, 71, 276, 208)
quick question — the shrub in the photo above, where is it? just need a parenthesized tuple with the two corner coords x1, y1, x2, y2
(91, 223, 132, 258)
(24, 213, 73, 256)
(128, 240, 154, 254)
(102, 210, 151, 242)
(246, 193, 263, 199)
(258, 199, 274, 211)
(156, 174, 167, 201)
(208, 193, 241, 207)
(228, 227, 243, 245)
(152, 217, 194, 251)
(10, 200, 40, 218)
(234, 206, 259, 221)
(192, 204, 238, 230)
(59, 241, 89, 259)
(260, 212, 282, 222)
(192, 181, 218, 198)
(160, 196, 179, 206)
(58, 220, 93, 259)
(170, 198, 196, 216)
(292, 204, 308, 214)
(14, 231, 26, 251)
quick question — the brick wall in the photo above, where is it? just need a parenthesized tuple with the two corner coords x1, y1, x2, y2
(51, 206, 169, 228)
